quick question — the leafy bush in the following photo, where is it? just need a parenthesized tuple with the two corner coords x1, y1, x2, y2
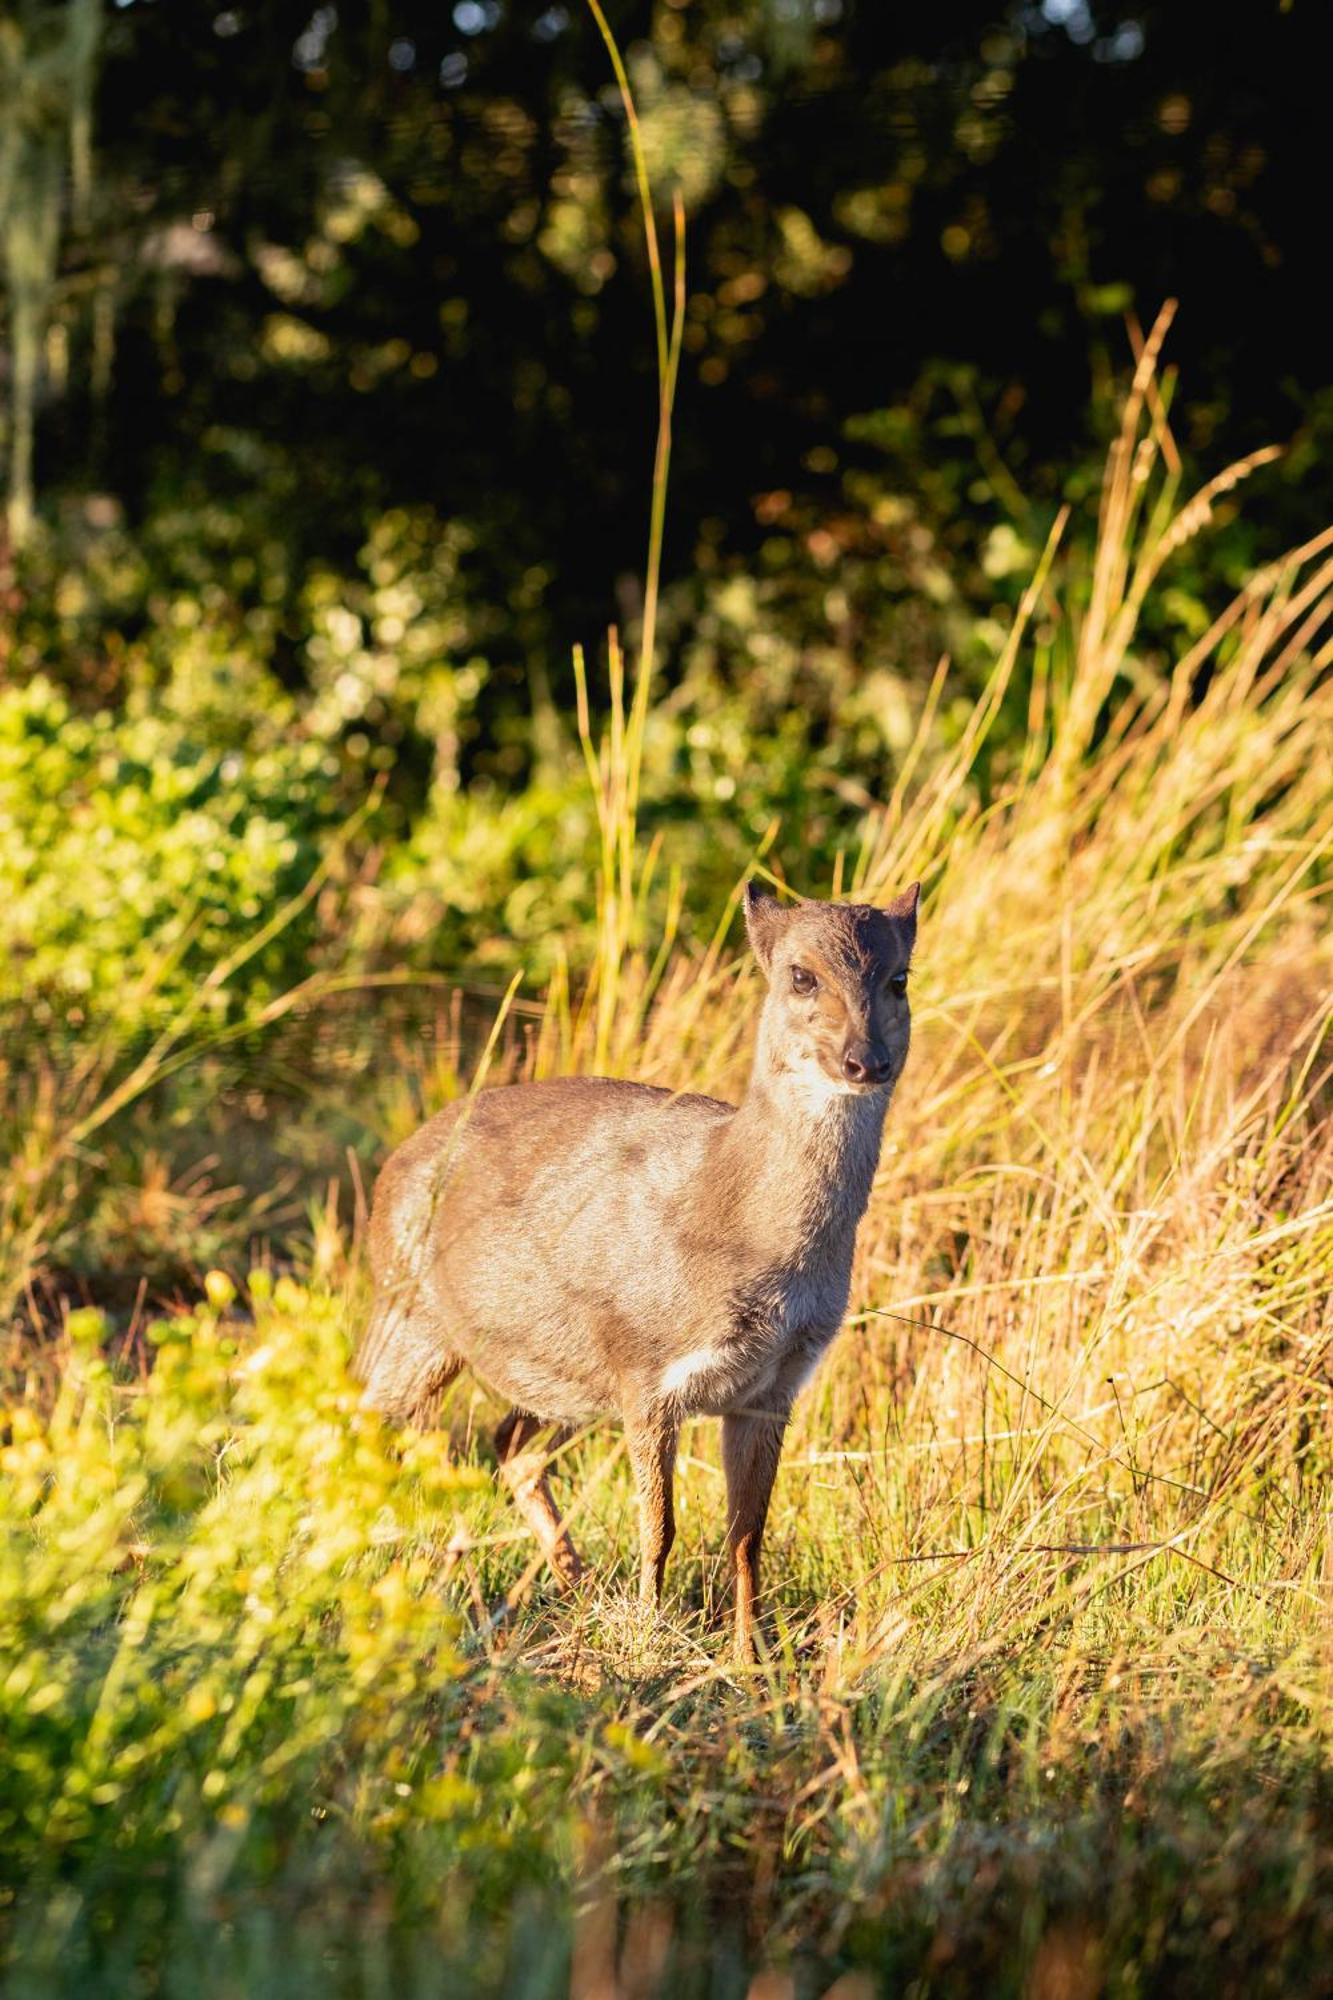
(0, 1279, 583, 1992)
(0, 676, 343, 1036)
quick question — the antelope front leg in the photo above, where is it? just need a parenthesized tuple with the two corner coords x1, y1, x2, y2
(495, 1408, 584, 1590)
(722, 1407, 788, 1662)
(626, 1406, 679, 1607)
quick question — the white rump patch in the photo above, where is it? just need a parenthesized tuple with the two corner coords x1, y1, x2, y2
(660, 1347, 721, 1397)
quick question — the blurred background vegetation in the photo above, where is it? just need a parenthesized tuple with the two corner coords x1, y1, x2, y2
(1, 0, 1328, 1294)
(3, 0, 1327, 976)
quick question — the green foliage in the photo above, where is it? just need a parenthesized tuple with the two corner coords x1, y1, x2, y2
(300, 509, 493, 784)
(0, 1279, 579, 1990)
(0, 676, 341, 1035)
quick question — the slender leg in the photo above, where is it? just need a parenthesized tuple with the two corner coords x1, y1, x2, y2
(722, 1407, 788, 1662)
(626, 1407, 679, 1606)
(495, 1409, 584, 1590)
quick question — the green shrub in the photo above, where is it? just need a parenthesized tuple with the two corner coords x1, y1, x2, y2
(0, 676, 344, 1036)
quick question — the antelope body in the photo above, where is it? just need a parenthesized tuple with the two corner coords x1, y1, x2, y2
(356, 882, 918, 1656)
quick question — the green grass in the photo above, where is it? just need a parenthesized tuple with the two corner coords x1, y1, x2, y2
(3, 334, 1333, 1996)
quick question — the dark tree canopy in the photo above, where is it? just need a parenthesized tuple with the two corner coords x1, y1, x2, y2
(7, 2, 1324, 700)
(1, 0, 1327, 984)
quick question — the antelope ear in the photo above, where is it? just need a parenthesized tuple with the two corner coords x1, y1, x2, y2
(743, 881, 790, 975)
(882, 881, 920, 940)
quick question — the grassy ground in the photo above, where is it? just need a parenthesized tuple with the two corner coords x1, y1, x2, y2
(3, 359, 1332, 1998)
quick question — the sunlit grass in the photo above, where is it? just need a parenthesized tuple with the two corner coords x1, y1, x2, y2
(3, 323, 1332, 1994)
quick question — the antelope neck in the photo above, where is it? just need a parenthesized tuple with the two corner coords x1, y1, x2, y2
(716, 1064, 887, 1257)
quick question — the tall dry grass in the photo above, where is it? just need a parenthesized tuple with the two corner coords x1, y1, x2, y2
(507, 312, 1333, 1701)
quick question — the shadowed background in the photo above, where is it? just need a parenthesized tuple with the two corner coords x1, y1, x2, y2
(2, 1, 1328, 989)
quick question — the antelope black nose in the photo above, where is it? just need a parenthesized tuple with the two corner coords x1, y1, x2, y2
(843, 1047, 892, 1086)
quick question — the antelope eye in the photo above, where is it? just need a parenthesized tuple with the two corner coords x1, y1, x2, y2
(790, 965, 817, 996)
(889, 971, 909, 998)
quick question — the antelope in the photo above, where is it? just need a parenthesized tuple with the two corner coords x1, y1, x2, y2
(355, 881, 918, 1658)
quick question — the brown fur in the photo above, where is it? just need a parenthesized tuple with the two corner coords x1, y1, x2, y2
(356, 881, 919, 1658)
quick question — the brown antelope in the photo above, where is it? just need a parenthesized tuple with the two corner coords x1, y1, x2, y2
(355, 881, 918, 1658)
